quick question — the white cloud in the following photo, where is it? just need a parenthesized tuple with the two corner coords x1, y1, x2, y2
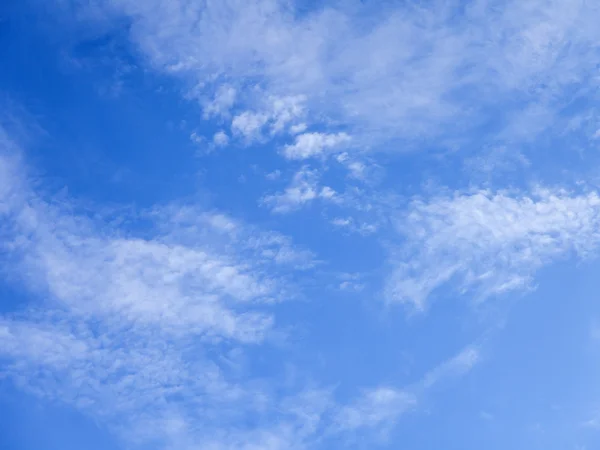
(189, 131, 204, 145)
(0, 312, 284, 448)
(203, 84, 237, 119)
(331, 217, 352, 228)
(262, 167, 336, 213)
(0, 131, 329, 346)
(346, 161, 366, 179)
(61, 0, 600, 150)
(463, 146, 530, 179)
(386, 188, 600, 310)
(230, 95, 307, 143)
(282, 132, 351, 160)
(269, 95, 306, 135)
(333, 387, 416, 433)
(331, 343, 480, 437)
(421, 347, 480, 388)
(339, 280, 364, 292)
(0, 312, 480, 450)
(9, 0, 598, 441)
(335, 152, 378, 182)
(338, 272, 366, 292)
(290, 123, 308, 135)
(0, 319, 89, 371)
(0, 128, 334, 448)
(149, 204, 318, 270)
(330, 216, 378, 235)
(319, 186, 337, 200)
(213, 130, 229, 147)
(0, 135, 482, 445)
(265, 169, 282, 181)
(231, 110, 269, 141)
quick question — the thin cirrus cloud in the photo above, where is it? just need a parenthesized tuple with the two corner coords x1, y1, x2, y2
(0, 132, 332, 342)
(386, 188, 600, 310)
(0, 128, 314, 446)
(0, 129, 321, 344)
(4, 0, 600, 448)
(0, 128, 482, 448)
(332, 387, 417, 435)
(60, 0, 600, 149)
(331, 345, 481, 438)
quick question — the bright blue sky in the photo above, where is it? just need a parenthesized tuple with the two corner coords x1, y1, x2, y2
(2, 0, 600, 449)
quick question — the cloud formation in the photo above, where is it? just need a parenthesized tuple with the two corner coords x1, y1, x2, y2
(61, 0, 600, 152)
(5, 0, 600, 448)
(282, 132, 351, 160)
(0, 126, 485, 448)
(262, 166, 338, 213)
(0, 127, 316, 447)
(386, 188, 600, 309)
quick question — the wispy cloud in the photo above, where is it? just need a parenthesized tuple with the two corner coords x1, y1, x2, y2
(230, 95, 307, 143)
(333, 387, 416, 434)
(0, 133, 325, 344)
(0, 127, 322, 447)
(60, 0, 600, 151)
(202, 84, 237, 119)
(421, 346, 481, 389)
(0, 126, 412, 449)
(282, 132, 351, 160)
(7, 0, 600, 447)
(386, 187, 600, 310)
(213, 130, 230, 147)
(0, 129, 483, 447)
(329, 344, 481, 442)
(262, 166, 338, 213)
(330, 216, 378, 236)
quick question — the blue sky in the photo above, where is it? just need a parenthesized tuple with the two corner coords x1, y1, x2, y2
(2, 0, 600, 449)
